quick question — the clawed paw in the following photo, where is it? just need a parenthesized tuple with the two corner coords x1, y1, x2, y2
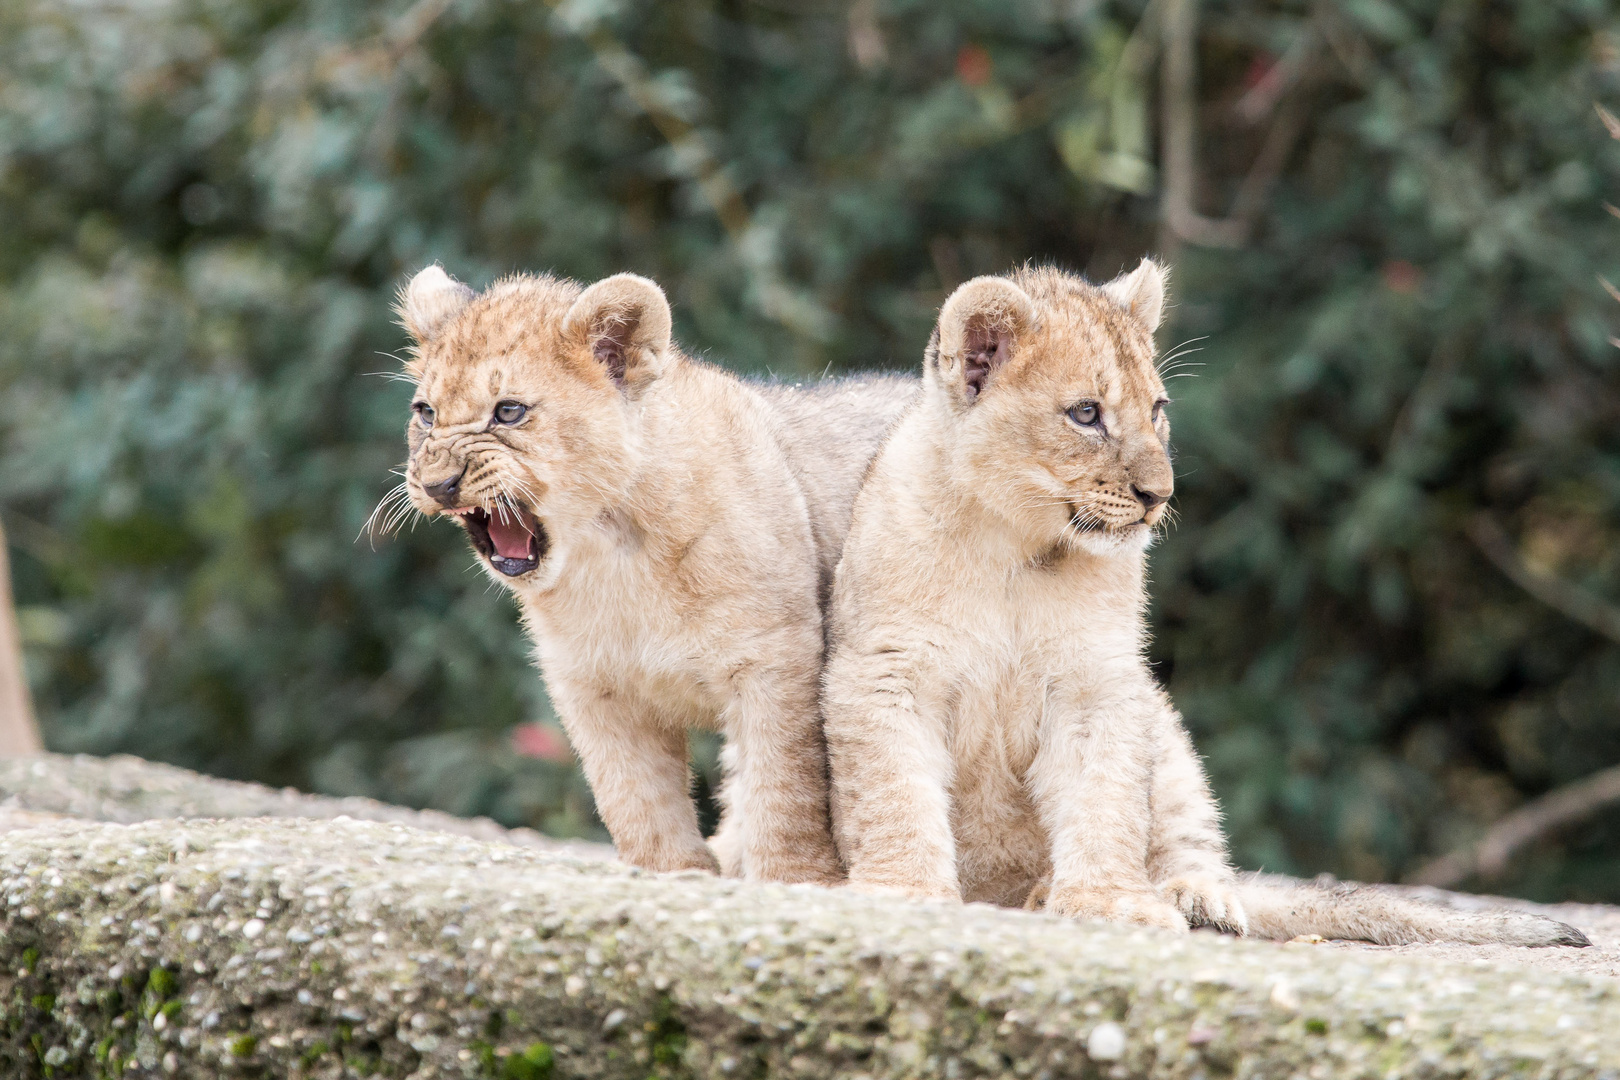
(1044, 885, 1190, 932)
(779, 866, 847, 887)
(629, 846, 721, 875)
(1160, 875, 1248, 935)
(751, 848, 846, 887)
(756, 863, 845, 887)
(844, 876, 960, 903)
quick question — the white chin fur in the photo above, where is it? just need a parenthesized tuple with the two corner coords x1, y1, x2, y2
(1070, 523, 1156, 557)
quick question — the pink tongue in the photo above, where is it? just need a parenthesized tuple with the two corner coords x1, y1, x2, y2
(488, 514, 534, 559)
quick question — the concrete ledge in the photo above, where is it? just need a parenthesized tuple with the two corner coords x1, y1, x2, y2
(0, 753, 609, 859)
(0, 754, 1615, 1078)
(0, 812, 1616, 1079)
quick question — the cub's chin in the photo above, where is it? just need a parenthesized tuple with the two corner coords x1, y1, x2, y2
(449, 502, 550, 578)
(1065, 515, 1158, 557)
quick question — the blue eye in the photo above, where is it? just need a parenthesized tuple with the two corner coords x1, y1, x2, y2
(413, 402, 435, 428)
(1067, 401, 1100, 427)
(494, 401, 527, 424)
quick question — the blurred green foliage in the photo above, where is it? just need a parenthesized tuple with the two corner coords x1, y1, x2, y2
(2, 0, 1619, 898)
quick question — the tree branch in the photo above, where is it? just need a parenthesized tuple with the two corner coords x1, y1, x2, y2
(1160, 0, 1247, 248)
(1410, 763, 1620, 888)
(847, 0, 887, 71)
(385, 0, 453, 61)
(0, 519, 41, 757)
(1233, 25, 1315, 124)
(1159, 0, 1315, 250)
(1466, 513, 1620, 646)
(1411, 514, 1620, 887)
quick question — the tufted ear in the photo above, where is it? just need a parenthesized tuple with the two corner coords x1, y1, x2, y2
(934, 276, 1039, 401)
(1100, 257, 1167, 333)
(398, 265, 475, 344)
(563, 273, 673, 389)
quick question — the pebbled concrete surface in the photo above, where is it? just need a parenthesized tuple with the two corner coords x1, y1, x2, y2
(0, 753, 1614, 1078)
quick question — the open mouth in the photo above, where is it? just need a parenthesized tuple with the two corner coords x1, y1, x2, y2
(446, 501, 548, 577)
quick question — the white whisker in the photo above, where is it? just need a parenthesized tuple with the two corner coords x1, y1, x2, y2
(359, 482, 418, 545)
(378, 495, 419, 539)
(1158, 337, 1207, 370)
(363, 368, 421, 385)
(504, 475, 542, 507)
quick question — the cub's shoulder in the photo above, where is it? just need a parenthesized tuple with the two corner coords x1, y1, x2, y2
(749, 371, 919, 428)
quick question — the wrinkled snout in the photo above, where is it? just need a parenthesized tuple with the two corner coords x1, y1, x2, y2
(420, 467, 466, 507)
(412, 445, 470, 511)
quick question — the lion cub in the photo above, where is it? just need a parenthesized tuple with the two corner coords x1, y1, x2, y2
(822, 262, 1589, 946)
(823, 262, 1210, 927)
(395, 267, 911, 884)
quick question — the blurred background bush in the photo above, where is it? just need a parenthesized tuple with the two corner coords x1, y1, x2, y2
(3, 0, 1619, 899)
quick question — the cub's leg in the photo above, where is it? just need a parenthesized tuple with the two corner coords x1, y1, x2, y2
(550, 683, 718, 874)
(721, 662, 844, 885)
(1029, 677, 1187, 931)
(1147, 701, 1247, 934)
(706, 749, 743, 877)
(823, 649, 959, 901)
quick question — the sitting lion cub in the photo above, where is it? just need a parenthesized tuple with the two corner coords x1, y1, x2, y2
(822, 262, 1588, 946)
(394, 267, 912, 884)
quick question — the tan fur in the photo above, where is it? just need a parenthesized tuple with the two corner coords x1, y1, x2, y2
(752, 375, 919, 607)
(394, 267, 913, 885)
(822, 261, 1588, 947)
(1236, 874, 1587, 946)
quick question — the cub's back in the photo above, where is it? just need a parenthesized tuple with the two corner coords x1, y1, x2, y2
(752, 373, 919, 601)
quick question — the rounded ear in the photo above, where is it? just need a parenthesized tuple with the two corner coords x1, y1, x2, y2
(934, 276, 1038, 401)
(562, 273, 673, 388)
(397, 265, 474, 344)
(1101, 257, 1168, 332)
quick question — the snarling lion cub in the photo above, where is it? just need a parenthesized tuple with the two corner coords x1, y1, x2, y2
(394, 266, 912, 884)
(822, 262, 1587, 946)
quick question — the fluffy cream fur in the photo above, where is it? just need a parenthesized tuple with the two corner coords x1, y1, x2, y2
(395, 267, 913, 884)
(822, 262, 1589, 947)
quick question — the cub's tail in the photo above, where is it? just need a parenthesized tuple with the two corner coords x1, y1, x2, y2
(1233, 873, 1591, 947)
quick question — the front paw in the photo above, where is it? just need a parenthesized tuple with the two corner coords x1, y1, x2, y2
(757, 851, 846, 887)
(1160, 875, 1248, 935)
(845, 874, 960, 904)
(1046, 885, 1190, 932)
(624, 843, 720, 875)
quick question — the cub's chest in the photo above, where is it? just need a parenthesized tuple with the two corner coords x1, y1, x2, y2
(536, 545, 692, 657)
(522, 531, 731, 721)
(928, 624, 1053, 776)
(935, 569, 1126, 760)
(946, 677, 1034, 772)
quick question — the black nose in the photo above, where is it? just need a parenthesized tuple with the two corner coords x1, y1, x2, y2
(423, 469, 465, 507)
(1132, 485, 1169, 511)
